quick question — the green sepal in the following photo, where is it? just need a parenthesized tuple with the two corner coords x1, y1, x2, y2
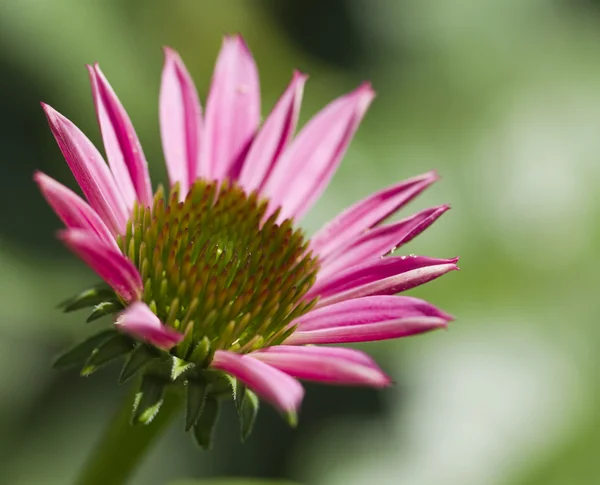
(81, 333, 135, 376)
(235, 380, 245, 414)
(58, 283, 116, 312)
(132, 375, 167, 425)
(119, 344, 158, 384)
(206, 372, 235, 398)
(171, 356, 195, 381)
(185, 379, 208, 431)
(86, 300, 124, 322)
(238, 388, 259, 442)
(52, 329, 117, 371)
(188, 336, 211, 365)
(192, 396, 220, 450)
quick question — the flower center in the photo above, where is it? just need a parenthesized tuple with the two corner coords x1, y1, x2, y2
(118, 180, 319, 363)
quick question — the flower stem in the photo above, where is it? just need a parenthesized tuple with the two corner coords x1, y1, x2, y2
(75, 385, 183, 485)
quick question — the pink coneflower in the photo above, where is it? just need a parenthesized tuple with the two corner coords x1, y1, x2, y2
(37, 35, 457, 441)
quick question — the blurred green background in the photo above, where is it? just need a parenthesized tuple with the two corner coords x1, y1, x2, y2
(1, 0, 599, 483)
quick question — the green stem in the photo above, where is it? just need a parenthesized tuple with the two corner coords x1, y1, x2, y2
(75, 386, 183, 485)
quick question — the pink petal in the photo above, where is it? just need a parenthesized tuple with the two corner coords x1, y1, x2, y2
(34, 171, 119, 251)
(251, 345, 391, 388)
(42, 104, 129, 236)
(116, 302, 183, 350)
(202, 35, 260, 182)
(286, 316, 448, 345)
(211, 350, 304, 417)
(238, 71, 307, 194)
(319, 205, 450, 279)
(88, 64, 153, 208)
(310, 171, 438, 260)
(308, 256, 459, 308)
(58, 229, 142, 303)
(159, 47, 203, 197)
(318, 205, 450, 280)
(293, 295, 454, 331)
(261, 83, 375, 222)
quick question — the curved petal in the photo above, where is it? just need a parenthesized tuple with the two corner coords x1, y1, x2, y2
(286, 316, 447, 345)
(238, 70, 307, 194)
(310, 171, 438, 260)
(318, 205, 450, 280)
(160, 47, 203, 197)
(293, 295, 454, 331)
(116, 302, 183, 350)
(203, 35, 260, 182)
(251, 345, 391, 388)
(58, 229, 142, 302)
(34, 171, 119, 251)
(308, 256, 459, 308)
(261, 83, 375, 222)
(211, 350, 304, 418)
(42, 103, 128, 236)
(88, 64, 153, 208)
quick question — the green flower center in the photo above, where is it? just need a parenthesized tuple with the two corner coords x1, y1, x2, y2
(118, 180, 319, 363)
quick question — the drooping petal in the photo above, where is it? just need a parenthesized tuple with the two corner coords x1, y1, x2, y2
(292, 295, 454, 331)
(286, 316, 447, 345)
(238, 71, 307, 194)
(116, 302, 183, 349)
(88, 64, 153, 208)
(211, 350, 304, 417)
(42, 104, 129, 236)
(34, 172, 119, 251)
(251, 345, 391, 388)
(59, 229, 142, 302)
(202, 35, 260, 182)
(261, 83, 375, 222)
(310, 171, 439, 260)
(318, 205, 450, 280)
(159, 47, 203, 196)
(309, 256, 459, 308)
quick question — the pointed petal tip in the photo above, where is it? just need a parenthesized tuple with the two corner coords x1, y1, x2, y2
(32, 170, 44, 183)
(292, 69, 309, 82)
(226, 33, 250, 48)
(41, 102, 59, 119)
(162, 45, 176, 56)
(356, 81, 376, 100)
(162, 46, 183, 64)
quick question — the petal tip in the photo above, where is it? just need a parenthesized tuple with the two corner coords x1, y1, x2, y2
(292, 69, 309, 83)
(357, 81, 376, 100)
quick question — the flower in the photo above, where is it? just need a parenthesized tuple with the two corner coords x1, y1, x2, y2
(37, 35, 458, 442)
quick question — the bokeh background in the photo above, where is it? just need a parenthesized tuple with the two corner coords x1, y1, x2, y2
(0, 0, 598, 484)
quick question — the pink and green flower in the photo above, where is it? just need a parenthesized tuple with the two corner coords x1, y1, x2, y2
(37, 35, 457, 444)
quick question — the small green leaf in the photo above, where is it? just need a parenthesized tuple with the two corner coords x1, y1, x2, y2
(185, 379, 207, 431)
(86, 300, 124, 322)
(52, 329, 116, 371)
(58, 283, 115, 312)
(239, 389, 259, 442)
(171, 356, 195, 381)
(132, 375, 167, 425)
(119, 344, 158, 384)
(81, 333, 134, 376)
(193, 397, 220, 450)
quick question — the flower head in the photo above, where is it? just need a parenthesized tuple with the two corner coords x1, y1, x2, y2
(38, 35, 458, 446)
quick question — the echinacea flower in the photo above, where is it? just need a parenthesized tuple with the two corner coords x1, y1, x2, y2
(37, 35, 458, 446)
